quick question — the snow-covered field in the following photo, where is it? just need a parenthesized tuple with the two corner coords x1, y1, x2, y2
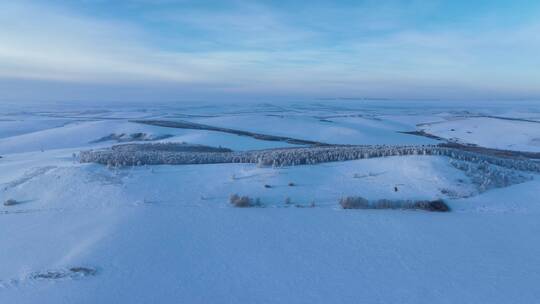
(1, 101, 540, 303)
(420, 116, 540, 152)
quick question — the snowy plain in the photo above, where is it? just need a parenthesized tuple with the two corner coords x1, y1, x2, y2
(1, 100, 540, 303)
(420, 116, 540, 152)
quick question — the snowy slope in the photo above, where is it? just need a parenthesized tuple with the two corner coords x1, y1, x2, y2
(1, 102, 540, 304)
(1, 157, 538, 303)
(0, 119, 295, 155)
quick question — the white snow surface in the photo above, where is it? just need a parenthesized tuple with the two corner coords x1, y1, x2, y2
(421, 116, 540, 152)
(187, 113, 438, 145)
(1, 101, 540, 303)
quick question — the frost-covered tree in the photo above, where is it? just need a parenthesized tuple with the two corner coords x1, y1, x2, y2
(79, 143, 540, 174)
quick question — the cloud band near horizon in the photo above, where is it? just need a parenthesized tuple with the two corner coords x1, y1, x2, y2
(1, 0, 540, 102)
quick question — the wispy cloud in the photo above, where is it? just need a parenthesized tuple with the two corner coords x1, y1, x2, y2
(0, 2, 193, 83)
(1, 0, 540, 101)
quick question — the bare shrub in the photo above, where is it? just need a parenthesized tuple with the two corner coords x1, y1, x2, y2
(410, 199, 450, 212)
(229, 194, 260, 207)
(339, 196, 369, 209)
(340, 197, 450, 212)
(30, 267, 97, 280)
(285, 197, 292, 204)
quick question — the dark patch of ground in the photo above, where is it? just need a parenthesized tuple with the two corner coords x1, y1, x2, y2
(398, 130, 445, 141)
(131, 119, 327, 146)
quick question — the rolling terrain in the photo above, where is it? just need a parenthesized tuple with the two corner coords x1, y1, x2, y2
(1, 100, 540, 303)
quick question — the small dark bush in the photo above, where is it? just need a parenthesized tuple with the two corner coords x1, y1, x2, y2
(229, 194, 260, 207)
(288, 182, 295, 187)
(264, 184, 272, 188)
(411, 199, 450, 212)
(340, 197, 450, 212)
(339, 196, 369, 209)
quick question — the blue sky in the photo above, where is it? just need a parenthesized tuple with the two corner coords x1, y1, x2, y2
(1, 0, 540, 102)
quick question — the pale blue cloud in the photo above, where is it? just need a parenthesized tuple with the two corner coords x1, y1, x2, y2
(1, 0, 540, 102)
